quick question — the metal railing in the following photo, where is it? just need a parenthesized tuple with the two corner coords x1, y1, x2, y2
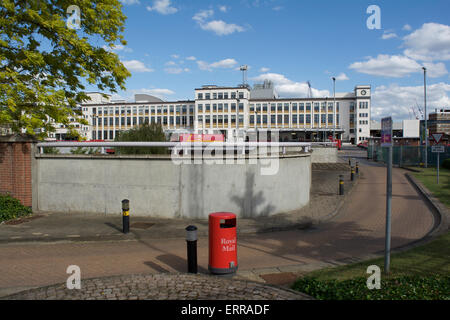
(35, 141, 336, 155)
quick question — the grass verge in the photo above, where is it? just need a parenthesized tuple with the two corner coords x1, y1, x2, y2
(291, 229, 450, 299)
(410, 167, 450, 209)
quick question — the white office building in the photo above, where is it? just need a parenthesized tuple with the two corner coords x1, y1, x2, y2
(49, 83, 371, 144)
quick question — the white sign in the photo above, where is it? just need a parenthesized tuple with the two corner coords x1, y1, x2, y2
(432, 145, 445, 153)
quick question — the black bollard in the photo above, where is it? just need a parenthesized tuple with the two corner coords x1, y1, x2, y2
(356, 162, 359, 174)
(339, 175, 344, 195)
(348, 158, 351, 166)
(122, 199, 130, 234)
(351, 166, 355, 181)
(186, 225, 198, 274)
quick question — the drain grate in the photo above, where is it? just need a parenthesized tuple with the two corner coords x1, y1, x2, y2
(130, 222, 155, 229)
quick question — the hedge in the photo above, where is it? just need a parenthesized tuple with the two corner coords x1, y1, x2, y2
(0, 193, 32, 222)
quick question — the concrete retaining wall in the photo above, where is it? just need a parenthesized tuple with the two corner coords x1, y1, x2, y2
(311, 147, 338, 163)
(33, 154, 311, 218)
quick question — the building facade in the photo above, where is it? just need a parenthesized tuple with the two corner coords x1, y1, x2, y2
(48, 84, 372, 144)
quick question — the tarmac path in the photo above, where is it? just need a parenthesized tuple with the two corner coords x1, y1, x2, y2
(0, 156, 435, 296)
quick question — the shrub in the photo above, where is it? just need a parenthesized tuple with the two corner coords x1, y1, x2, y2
(114, 122, 169, 155)
(442, 158, 450, 170)
(291, 275, 450, 300)
(0, 194, 32, 222)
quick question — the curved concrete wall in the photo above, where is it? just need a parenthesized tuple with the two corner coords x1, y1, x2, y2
(33, 154, 311, 219)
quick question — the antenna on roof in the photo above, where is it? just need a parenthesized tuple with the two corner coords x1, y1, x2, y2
(240, 65, 248, 87)
(307, 81, 313, 98)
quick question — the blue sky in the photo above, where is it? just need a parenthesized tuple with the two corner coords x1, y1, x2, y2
(88, 0, 450, 121)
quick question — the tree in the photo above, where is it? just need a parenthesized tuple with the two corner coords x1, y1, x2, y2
(114, 122, 169, 155)
(0, 0, 131, 139)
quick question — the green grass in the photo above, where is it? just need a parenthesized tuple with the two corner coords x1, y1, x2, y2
(291, 231, 450, 299)
(411, 167, 450, 209)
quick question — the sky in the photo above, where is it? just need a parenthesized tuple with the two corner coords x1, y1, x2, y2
(87, 0, 450, 122)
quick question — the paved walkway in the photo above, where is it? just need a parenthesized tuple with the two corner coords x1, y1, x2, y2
(0, 151, 436, 299)
(3, 273, 309, 300)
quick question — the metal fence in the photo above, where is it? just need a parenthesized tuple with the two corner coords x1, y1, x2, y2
(367, 145, 450, 167)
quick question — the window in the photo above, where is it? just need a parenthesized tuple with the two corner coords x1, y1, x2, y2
(328, 114, 333, 123)
(277, 115, 282, 124)
(231, 103, 236, 111)
(284, 115, 289, 124)
(198, 93, 203, 100)
(218, 92, 223, 99)
(292, 103, 297, 112)
(250, 115, 254, 124)
(299, 103, 304, 111)
(224, 103, 228, 112)
(224, 92, 228, 99)
(314, 103, 319, 112)
(206, 104, 210, 112)
(271, 103, 276, 112)
(205, 93, 210, 99)
(306, 114, 311, 124)
(198, 104, 203, 112)
(314, 114, 319, 125)
(213, 93, 217, 100)
(300, 114, 304, 124)
(306, 103, 311, 112)
(250, 104, 254, 112)
(321, 114, 326, 123)
(213, 104, 217, 112)
(263, 104, 268, 112)
(238, 92, 244, 99)
(231, 92, 236, 99)
(271, 115, 276, 125)
(239, 103, 243, 112)
(293, 114, 298, 124)
(263, 115, 267, 124)
(277, 103, 282, 111)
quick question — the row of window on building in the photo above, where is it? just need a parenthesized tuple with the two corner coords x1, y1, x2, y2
(197, 91, 245, 100)
(91, 105, 195, 116)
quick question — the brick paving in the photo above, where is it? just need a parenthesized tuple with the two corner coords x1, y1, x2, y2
(3, 273, 310, 300)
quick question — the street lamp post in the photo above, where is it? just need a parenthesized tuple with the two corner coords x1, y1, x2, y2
(255, 110, 259, 142)
(423, 67, 428, 168)
(332, 77, 336, 141)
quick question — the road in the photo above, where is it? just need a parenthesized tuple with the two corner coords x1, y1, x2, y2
(0, 146, 435, 294)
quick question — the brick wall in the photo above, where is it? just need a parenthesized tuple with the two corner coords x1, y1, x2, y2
(0, 135, 35, 207)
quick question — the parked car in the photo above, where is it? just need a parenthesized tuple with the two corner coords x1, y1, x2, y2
(357, 141, 368, 149)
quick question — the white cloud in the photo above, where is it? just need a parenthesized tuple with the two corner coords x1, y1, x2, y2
(164, 67, 190, 74)
(402, 24, 412, 31)
(193, 9, 245, 36)
(171, 54, 180, 59)
(193, 9, 214, 23)
(423, 62, 448, 78)
(219, 5, 228, 12)
(403, 23, 450, 61)
(122, 60, 154, 73)
(135, 88, 175, 99)
(199, 20, 245, 36)
(103, 44, 133, 53)
(371, 82, 450, 121)
(382, 32, 398, 40)
(335, 73, 349, 81)
(186, 56, 196, 61)
(165, 61, 176, 66)
(147, 0, 178, 15)
(120, 0, 140, 5)
(197, 58, 238, 71)
(252, 73, 330, 98)
(272, 6, 283, 11)
(259, 67, 270, 73)
(349, 54, 422, 78)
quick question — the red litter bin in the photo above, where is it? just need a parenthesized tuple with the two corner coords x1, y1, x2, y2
(208, 212, 238, 274)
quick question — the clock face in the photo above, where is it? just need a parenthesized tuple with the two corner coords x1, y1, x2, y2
(361, 90, 367, 96)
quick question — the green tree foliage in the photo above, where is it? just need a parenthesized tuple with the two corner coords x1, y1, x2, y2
(114, 122, 169, 155)
(0, 0, 131, 138)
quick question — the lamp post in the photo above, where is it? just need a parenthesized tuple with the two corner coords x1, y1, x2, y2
(255, 110, 259, 142)
(423, 67, 428, 168)
(332, 77, 336, 140)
